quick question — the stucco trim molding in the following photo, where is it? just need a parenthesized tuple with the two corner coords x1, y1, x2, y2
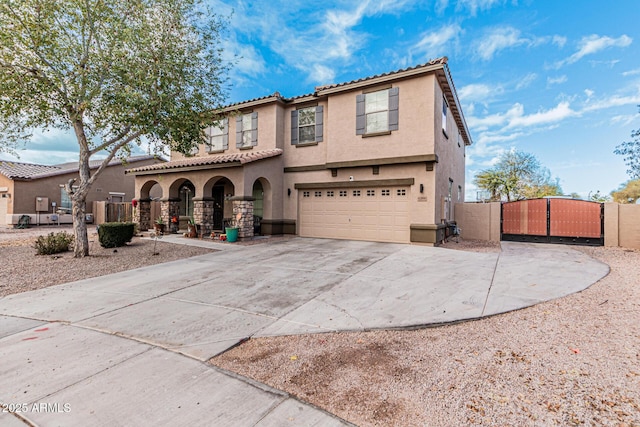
(294, 178, 414, 190)
(284, 154, 438, 173)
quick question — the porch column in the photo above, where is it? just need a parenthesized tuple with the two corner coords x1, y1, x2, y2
(160, 198, 180, 227)
(231, 196, 254, 240)
(193, 198, 214, 237)
(136, 198, 151, 231)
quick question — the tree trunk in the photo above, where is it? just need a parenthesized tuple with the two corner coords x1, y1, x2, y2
(72, 197, 89, 257)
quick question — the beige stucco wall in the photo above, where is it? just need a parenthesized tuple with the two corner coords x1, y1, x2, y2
(173, 102, 284, 160)
(323, 77, 436, 165)
(454, 202, 501, 242)
(282, 100, 329, 168)
(433, 81, 467, 223)
(283, 163, 435, 229)
(605, 202, 640, 249)
(0, 175, 15, 225)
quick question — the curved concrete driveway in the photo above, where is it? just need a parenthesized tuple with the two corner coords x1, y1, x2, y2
(0, 238, 609, 426)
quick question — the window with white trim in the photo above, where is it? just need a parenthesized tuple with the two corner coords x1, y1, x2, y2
(291, 106, 323, 145)
(236, 112, 258, 148)
(442, 96, 448, 134)
(206, 118, 229, 152)
(356, 87, 399, 135)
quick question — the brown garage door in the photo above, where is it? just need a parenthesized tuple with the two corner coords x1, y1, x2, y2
(299, 186, 410, 243)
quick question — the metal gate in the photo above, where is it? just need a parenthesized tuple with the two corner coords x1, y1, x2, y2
(501, 198, 604, 246)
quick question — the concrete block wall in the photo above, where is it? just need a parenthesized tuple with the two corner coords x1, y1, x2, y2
(455, 201, 640, 250)
(605, 203, 640, 249)
(454, 202, 501, 242)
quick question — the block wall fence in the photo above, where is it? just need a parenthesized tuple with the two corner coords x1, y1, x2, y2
(454, 202, 640, 250)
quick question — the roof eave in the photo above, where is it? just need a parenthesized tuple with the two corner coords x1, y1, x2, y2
(316, 62, 447, 96)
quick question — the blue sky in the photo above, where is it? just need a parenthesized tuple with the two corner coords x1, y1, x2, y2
(5, 0, 640, 200)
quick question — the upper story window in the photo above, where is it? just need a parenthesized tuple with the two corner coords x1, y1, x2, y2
(356, 87, 399, 135)
(236, 112, 258, 148)
(442, 96, 448, 135)
(206, 118, 229, 152)
(291, 106, 323, 145)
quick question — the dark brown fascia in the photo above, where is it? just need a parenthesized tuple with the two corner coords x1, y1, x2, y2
(294, 178, 415, 190)
(437, 68, 473, 146)
(284, 154, 438, 173)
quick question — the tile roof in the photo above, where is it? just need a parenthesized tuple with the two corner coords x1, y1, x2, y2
(314, 57, 448, 92)
(0, 161, 61, 180)
(220, 58, 449, 109)
(0, 155, 161, 180)
(125, 148, 283, 174)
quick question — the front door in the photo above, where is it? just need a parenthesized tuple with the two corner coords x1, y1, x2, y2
(212, 186, 224, 230)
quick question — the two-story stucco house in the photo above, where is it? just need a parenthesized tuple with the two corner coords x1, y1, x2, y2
(127, 57, 472, 244)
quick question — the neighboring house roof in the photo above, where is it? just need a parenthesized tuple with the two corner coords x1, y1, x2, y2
(0, 155, 163, 181)
(125, 148, 283, 175)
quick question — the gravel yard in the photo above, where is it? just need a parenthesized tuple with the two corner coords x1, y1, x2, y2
(2, 227, 638, 426)
(0, 226, 215, 297)
(212, 243, 640, 427)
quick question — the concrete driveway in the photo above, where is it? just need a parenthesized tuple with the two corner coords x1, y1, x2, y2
(0, 238, 609, 426)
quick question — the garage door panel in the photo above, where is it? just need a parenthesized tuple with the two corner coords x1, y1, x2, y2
(299, 186, 410, 243)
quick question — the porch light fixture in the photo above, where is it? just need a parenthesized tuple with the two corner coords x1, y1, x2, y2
(287, 188, 291, 197)
(420, 184, 424, 193)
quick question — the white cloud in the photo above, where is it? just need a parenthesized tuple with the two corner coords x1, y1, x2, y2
(581, 90, 640, 112)
(552, 35, 567, 48)
(555, 34, 632, 68)
(412, 24, 461, 58)
(458, 83, 502, 102)
(547, 75, 567, 85)
(309, 64, 336, 84)
(506, 101, 577, 129)
(515, 73, 538, 90)
(622, 68, 640, 77)
(475, 26, 526, 60)
(456, 0, 507, 16)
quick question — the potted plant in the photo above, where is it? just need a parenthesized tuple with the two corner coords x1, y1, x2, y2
(187, 217, 197, 238)
(154, 216, 165, 234)
(224, 212, 242, 243)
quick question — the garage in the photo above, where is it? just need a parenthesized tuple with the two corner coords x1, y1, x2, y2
(298, 185, 410, 243)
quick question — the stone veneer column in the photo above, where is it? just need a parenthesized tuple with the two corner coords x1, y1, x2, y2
(136, 198, 151, 231)
(193, 198, 214, 237)
(231, 197, 254, 240)
(160, 199, 180, 227)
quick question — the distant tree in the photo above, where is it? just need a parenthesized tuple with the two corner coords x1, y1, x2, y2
(473, 150, 563, 202)
(0, 0, 229, 257)
(614, 106, 640, 179)
(589, 191, 611, 202)
(568, 192, 581, 199)
(611, 179, 640, 203)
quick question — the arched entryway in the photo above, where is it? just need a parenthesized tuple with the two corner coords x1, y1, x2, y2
(178, 181, 195, 218)
(251, 178, 271, 235)
(135, 179, 164, 230)
(203, 176, 235, 232)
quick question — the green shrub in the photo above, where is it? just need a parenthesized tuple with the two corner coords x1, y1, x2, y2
(98, 222, 135, 248)
(34, 232, 74, 255)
